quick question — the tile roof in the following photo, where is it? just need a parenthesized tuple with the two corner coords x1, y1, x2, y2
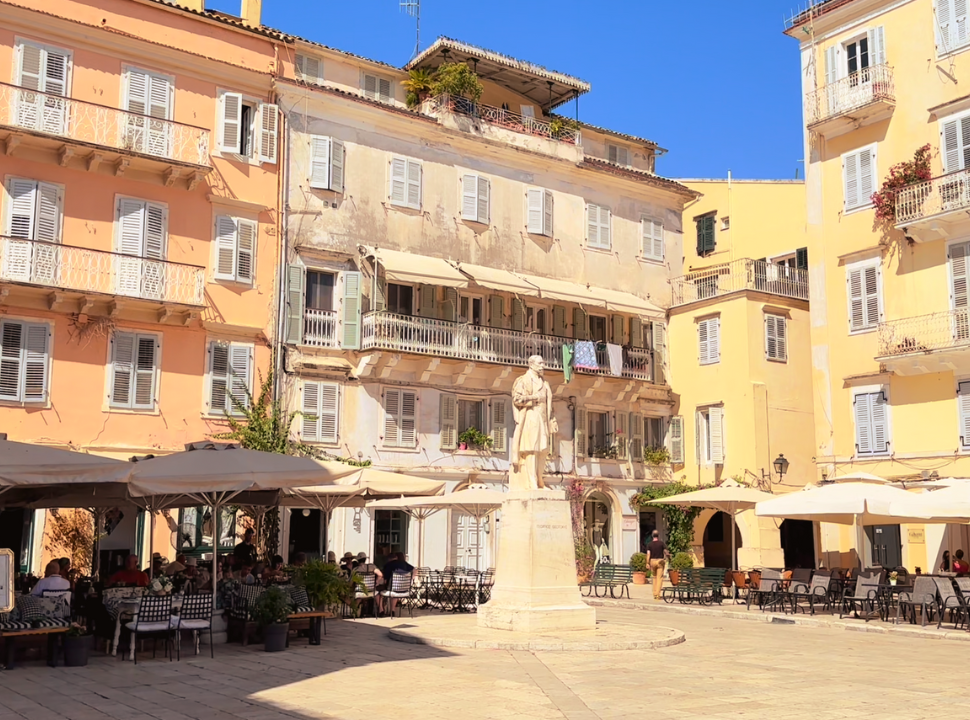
(581, 158, 699, 199)
(552, 114, 661, 149)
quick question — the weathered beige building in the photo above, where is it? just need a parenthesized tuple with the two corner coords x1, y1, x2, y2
(273, 38, 697, 569)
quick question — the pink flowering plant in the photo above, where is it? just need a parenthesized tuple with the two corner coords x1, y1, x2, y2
(871, 144, 932, 222)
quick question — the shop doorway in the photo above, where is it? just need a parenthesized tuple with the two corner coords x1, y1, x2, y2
(0, 509, 27, 574)
(450, 513, 489, 570)
(639, 510, 661, 552)
(702, 511, 741, 569)
(780, 519, 816, 569)
(288, 508, 325, 562)
(374, 510, 409, 567)
(584, 492, 612, 564)
(866, 524, 902, 568)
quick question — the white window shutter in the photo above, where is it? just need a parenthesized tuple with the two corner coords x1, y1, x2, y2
(959, 382, 970, 448)
(765, 315, 777, 360)
(22, 323, 49, 403)
(854, 392, 872, 454)
(824, 45, 837, 86)
(543, 189, 553, 237)
(383, 389, 401, 446)
(341, 271, 362, 349)
(943, 119, 961, 173)
(117, 198, 145, 297)
(400, 391, 417, 447)
(17, 43, 44, 91)
(615, 411, 628, 460)
(363, 74, 377, 99)
(440, 393, 457, 450)
(208, 341, 230, 413)
(110, 333, 135, 408)
(214, 216, 238, 280)
(228, 343, 251, 413)
(144, 203, 166, 260)
(859, 148, 874, 205)
(527, 188, 543, 234)
(599, 206, 611, 248)
(406, 159, 422, 209)
(844, 152, 859, 210)
(958, 0, 970, 49)
(489, 398, 507, 453)
(389, 157, 407, 205)
(257, 103, 279, 164)
(309, 135, 332, 190)
(35, 182, 62, 243)
(7, 178, 38, 239)
(871, 391, 889, 454)
(868, 26, 886, 66)
(219, 92, 243, 154)
(296, 54, 322, 84)
(848, 267, 865, 331)
(0, 321, 25, 401)
(301, 380, 321, 441)
(668, 415, 684, 464)
(378, 77, 391, 103)
(461, 174, 478, 221)
(330, 140, 345, 193)
(236, 218, 256, 282)
(712, 318, 721, 362)
(864, 265, 881, 327)
(319, 382, 339, 443)
(698, 319, 710, 364)
(477, 177, 490, 224)
(938, 0, 955, 52)
(709, 406, 724, 464)
(574, 407, 587, 459)
(125, 69, 149, 116)
(586, 203, 599, 247)
(652, 321, 666, 383)
(951, 242, 970, 312)
(133, 335, 157, 409)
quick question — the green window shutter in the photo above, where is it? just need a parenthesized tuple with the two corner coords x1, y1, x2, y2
(285, 265, 305, 344)
(629, 318, 644, 348)
(552, 305, 567, 336)
(511, 298, 525, 332)
(796, 247, 808, 270)
(610, 314, 624, 345)
(572, 307, 587, 340)
(441, 287, 458, 322)
(418, 284, 436, 317)
(488, 295, 504, 328)
(372, 262, 386, 312)
(704, 215, 716, 253)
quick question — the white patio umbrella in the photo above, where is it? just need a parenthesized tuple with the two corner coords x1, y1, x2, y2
(644, 479, 774, 570)
(887, 482, 970, 522)
(827, 471, 889, 484)
(0, 439, 133, 503)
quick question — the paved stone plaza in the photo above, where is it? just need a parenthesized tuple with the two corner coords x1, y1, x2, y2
(0, 605, 967, 720)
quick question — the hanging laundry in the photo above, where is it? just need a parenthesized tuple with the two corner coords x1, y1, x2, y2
(606, 343, 623, 376)
(573, 340, 598, 370)
(562, 343, 574, 383)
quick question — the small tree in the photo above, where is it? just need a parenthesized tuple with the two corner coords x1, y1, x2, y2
(871, 144, 932, 223)
(45, 509, 96, 575)
(630, 480, 705, 556)
(430, 62, 483, 102)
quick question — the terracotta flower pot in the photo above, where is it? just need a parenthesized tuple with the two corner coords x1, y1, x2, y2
(632, 571, 647, 585)
(668, 569, 680, 585)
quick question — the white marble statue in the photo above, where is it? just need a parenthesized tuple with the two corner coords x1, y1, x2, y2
(509, 355, 558, 491)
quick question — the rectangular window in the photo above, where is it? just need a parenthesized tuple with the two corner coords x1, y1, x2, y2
(588, 410, 612, 457)
(309, 135, 345, 193)
(668, 415, 684, 464)
(116, 197, 167, 299)
(384, 388, 417, 448)
(458, 398, 485, 435)
(14, 40, 71, 134)
(588, 315, 608, 343)
(696, 406, 724, 465)
(461, 174, 490, 224)
(941, 112, 970, 174)
(0, 320, 50, 403)
(527, 188, 553, 236)
(846, 260, 882, 333)
(3, 178, 62, 285)
(937, 0, 970, 55)
(295, 54, 323, 84)
(645, 416, 665, 449)
(387, 283, 414, 315)
(123, 67, 173, 158)
(218, 92, 278, 163)
(362, 73, 392, 103)
(765, 314, 788, 362)
(109, 332, 158, 410)
(207, 341, 252, 415)
(959, 381, 970, 449)
(641, 218, 664, 261)
(698, 316, 720, 365)
(696, 214, 716, 255)
(607, 144, 631, 166)
(854, 390, 890, 456)
(214, 215, 257, 284)
(586, 203, 611, 250)
(301, 380, 339, 443)
(843, 145, 876, 211)
(389, 157, 422, 210)
(306, 270, 335, 312)
(460, 295, 485, 326)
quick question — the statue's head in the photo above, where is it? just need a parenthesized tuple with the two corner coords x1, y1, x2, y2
(528, 355, 545, 375)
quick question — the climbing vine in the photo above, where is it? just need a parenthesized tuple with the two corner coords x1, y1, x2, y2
(630, 480, 706, 556)
(565, 477, 607, 581)
(871, 144, 932, 223)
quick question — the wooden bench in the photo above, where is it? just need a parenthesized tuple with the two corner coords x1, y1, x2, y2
(0, 626, 69, 669)
(580, 564, 634, 599)
(287, 611, 335, 646)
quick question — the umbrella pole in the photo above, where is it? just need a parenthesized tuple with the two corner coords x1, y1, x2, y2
(855, 514, 865, 571)
(731, 506, 737, 572)
(149, 509, 155, 580)
(211, 496, 221, 620)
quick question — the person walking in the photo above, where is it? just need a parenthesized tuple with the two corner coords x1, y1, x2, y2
(645, 530, 669, 601)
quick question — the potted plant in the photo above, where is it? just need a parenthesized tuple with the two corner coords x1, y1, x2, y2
(290, 558, 348, 610)
(63, 622, 92, 667)
(430, 62, 484, 103)
(630, 552, 648, 585)
(889, 570, 899, 586)
(403, 67, 435, 109)
(252, 585, 291, 652)
(457, 427, 493, 451)
(643, 446, 671, 466)
(668, 551, 694, 586)
(148, 574, 173, 596)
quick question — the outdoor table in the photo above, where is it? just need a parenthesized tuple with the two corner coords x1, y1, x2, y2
(876, 583, 912, 621)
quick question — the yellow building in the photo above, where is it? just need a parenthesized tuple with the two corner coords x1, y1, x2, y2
(786, 0, 970, 571)
(668, 178, 815, 569)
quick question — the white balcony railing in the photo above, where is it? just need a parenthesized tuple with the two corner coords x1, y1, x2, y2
(895, 169, 970, 226)
(304, 309, 339, 348)
(671, 258, 809, 307)
(428, 94, 581, 145)
(0, 82, 210, 167)
(805, 64, 894, 126)
(877, 308, 970, 358)
(360, 311, 655, 381)
(0, 236, 205, 306)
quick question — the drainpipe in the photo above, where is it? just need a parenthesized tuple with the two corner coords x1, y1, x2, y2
(273, 78, 288, 403)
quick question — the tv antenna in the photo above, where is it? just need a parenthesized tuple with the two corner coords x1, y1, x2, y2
(401, 0, 420, 60)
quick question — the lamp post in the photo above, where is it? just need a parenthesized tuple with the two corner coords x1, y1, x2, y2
(761, 453, 790, 489)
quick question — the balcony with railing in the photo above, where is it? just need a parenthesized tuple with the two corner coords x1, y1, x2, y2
(0, 82, 211, 189)
(304, 309, 339, 348)
(805, 64, 894, 138)
(894, 168, 970, 242)
(875, 308, 970, 375)
(671, 258, 809, 307)
(359, 311, 656, 381)
(0, 235, 205, 308)
(424, 94, 582, 159)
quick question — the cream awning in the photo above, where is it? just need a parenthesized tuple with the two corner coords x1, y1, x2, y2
(364, 247, 468, 288)
(515, 274, 606, 307)
(455, 263, 539, 295)
(594, 288, 664, 318)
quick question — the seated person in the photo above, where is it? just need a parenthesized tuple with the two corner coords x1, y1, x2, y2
(262, 555, 286, 583)
(339, 552, 356, 574)
(379, 552, 414, 615)
(291, 552, 307, 568)
(31, 560, 72, 596)
(355, 551, 380, 576)
(107, 555, 150, 587)
(954, 549, 970, 575)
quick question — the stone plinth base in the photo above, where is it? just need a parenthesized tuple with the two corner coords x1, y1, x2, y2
(478, 489, 596, 633)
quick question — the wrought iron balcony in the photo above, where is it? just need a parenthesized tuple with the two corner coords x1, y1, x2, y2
(671, 258, 809, 307)
(805, 64, 895, 138)
(426, 94, 581, 146)
(876, 308, 970, 375)
(0, 235, 205, 307)
(894, 168, 970, 242)
(304, 308, 339, 348)
(359, 311, 655, 381)
(0, 82, 211, 187)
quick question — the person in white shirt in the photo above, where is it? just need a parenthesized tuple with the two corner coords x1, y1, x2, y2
(31, 560, 71, 596)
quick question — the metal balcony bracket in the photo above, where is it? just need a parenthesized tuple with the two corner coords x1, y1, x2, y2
(583, 376, 604, 399)
(109, 299, 127, 317)
(356, 353, 380, 378)
(419, 357, 441, 383)
(164, 167, 183, 188)
(615, 381, 635, 403)
(491, 366, 512, 390)
(453, 362, 476, 386)
(4, 134, 22, 156)
(188, 170, 206, 192)
(378, 354, 402, 380)
(157, 306, 175, 324)
(47, 291, 69, 311)
(86, 152, 104, 173)
(58, 145, 75, 167)
(114, 157, 131, 177)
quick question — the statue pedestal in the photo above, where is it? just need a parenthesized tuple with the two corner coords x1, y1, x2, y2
(478, 489, 596, 633)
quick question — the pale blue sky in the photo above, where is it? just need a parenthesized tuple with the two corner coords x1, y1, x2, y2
(207, 0, 805, 179)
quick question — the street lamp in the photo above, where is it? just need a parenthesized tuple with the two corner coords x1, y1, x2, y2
(773, 453, 790, 480)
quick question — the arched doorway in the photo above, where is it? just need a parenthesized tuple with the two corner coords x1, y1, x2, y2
(584, 492, 613, 564)
(780, 519, 815, 569)
(702, 511, 741, 568)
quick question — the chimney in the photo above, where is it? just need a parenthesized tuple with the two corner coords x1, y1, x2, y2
(181, 0, 204, 10)
(240, 0, 262, 26)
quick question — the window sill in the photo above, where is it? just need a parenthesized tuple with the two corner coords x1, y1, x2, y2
(765, 357, 789, 364)
(584, 245, 614, 255)
(937, 43, 970, 62)
(380, 444, 421, 453)
(843, 203, 874, 217)
(106, 406, 160, 416)
(210, 278, 255, 289)
(386, 201, 422, 213)
(854, 452, 891, 460)
(638, 256, 665, 266)
(0, 399, 50, 409)
(848, 326, 878, 336)
(698, 360, 720, 366)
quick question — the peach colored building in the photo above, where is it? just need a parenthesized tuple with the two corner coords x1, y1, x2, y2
(0, 0, 280, 573)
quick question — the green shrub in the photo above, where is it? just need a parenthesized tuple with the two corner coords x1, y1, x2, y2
(670, 552, 694, 571)
(289, 559, 347, 609)
(629, 552, 648, 573)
